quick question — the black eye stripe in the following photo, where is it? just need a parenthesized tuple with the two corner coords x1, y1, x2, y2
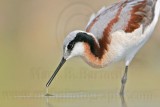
(67, 41, 75, 50)
(67, 32, 96, 53)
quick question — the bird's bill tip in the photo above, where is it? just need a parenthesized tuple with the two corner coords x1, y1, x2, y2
(46, 57, 66, 87)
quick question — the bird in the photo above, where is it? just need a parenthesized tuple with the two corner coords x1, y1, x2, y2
(46, 0, 160, 95)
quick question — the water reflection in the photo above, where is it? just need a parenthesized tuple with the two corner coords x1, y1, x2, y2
(14, 90, 160, 107)
(44, 91, 128, 107)
(45, 94, 128, 107)
(120, 95, 127, 107)
(45, 94, 54, 107)
(45, 97, 54, 107)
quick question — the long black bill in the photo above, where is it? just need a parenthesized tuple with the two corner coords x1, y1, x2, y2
(46, 57, 66, 87)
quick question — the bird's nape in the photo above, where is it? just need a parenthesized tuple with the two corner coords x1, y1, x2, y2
(46, 57, 66, 87)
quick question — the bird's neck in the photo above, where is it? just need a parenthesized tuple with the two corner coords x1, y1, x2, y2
(82, 33, 110, 67)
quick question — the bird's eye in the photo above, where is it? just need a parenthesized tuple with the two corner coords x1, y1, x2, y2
(67, 43, 74, 50)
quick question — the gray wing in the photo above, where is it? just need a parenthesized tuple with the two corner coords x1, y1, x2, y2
(86, 0, 157, 39)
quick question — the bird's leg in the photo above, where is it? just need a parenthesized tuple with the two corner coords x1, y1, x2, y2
(120, 66, 128, 96)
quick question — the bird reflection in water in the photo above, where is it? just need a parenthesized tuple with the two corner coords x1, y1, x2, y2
(120, 95, 128, 107)
(44, 92, 128, 107)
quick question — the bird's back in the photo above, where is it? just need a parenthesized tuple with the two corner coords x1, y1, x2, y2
(86, 0, 160, 40)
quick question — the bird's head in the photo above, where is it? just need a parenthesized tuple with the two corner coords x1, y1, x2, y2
(63, 30, 87, 60)
(46, 30, 96, 87)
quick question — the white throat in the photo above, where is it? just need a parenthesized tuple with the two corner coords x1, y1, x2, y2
(66, 42, 84, 60)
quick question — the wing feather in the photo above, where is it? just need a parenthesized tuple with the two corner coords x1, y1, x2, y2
(86, 0, 157, 39)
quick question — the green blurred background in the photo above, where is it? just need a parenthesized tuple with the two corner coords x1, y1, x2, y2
(0, 0, 160, 107)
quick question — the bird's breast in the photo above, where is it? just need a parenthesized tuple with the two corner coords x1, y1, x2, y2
(83, 42, 111, 68)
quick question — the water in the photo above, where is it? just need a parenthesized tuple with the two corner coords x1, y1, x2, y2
(1, 89, 160, 107)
